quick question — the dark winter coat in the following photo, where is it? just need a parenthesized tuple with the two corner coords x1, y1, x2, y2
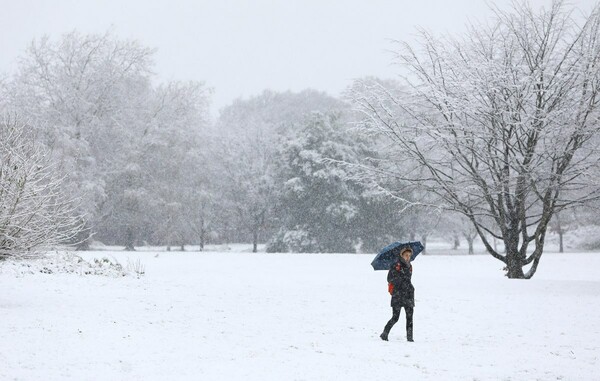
(387, 257, 415, 307)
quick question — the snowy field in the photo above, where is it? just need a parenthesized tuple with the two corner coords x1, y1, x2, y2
(1, 249, 599, 380)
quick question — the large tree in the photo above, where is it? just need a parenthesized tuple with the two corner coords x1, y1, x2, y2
(97, 81, 211, 250)
(8, 31, 155, 248)
(352, 1, 600, 278)
(270, 112, 404, 253)
(215, 90, 345, 252)
(7, 32, 213, 250)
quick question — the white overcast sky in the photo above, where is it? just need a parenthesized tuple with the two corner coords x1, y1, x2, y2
(1, 0, 597, 115)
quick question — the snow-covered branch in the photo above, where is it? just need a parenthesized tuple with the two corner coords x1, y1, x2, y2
(0, 114, 83, 259)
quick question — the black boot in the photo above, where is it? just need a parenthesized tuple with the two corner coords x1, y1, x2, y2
(407, 328, 413, 342)
(380, 332, 389, 341)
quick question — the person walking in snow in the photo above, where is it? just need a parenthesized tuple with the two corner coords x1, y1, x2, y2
(380, 247, 414, 342)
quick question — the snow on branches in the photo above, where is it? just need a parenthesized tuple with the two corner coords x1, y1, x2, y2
(0, 115, 83, 259)
(351, 1, 600, 278)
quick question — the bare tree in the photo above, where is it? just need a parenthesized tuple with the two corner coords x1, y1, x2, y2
(0, 115, 82, 260)
(351, 1, 600, 278)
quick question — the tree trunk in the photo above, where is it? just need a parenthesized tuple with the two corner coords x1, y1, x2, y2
(124, 227, 135, 251)
(252, 212, 265, 254)
(466, 237, 474, 255)
(556, 213, 564, 253)
(199, 223, 205, 251)
(453, 234, 460, 250)
(506, 262, 525, 278)
(421, 235, 427, 255)
(559, 232, 564, 253)
(252, 230, 258, 253)
(505, 245, 526, 279)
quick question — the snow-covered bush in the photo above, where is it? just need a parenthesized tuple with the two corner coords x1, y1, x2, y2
(0, 116, 82, 260)
(265, 230, 288, 253)
(266, 228, 320, 253)
(0, 252, 145, 278)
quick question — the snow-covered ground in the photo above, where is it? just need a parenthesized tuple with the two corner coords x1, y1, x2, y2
(1, 250, 599, 380)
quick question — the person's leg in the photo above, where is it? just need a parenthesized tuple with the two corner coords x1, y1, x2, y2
(405, 306, 414, 342)
(381, 305, 401, 340)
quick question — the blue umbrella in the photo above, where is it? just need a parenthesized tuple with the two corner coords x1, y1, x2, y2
(371, 241, 424, 270)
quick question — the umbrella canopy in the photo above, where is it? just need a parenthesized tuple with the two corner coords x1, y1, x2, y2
(371, 241, 424, 270)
